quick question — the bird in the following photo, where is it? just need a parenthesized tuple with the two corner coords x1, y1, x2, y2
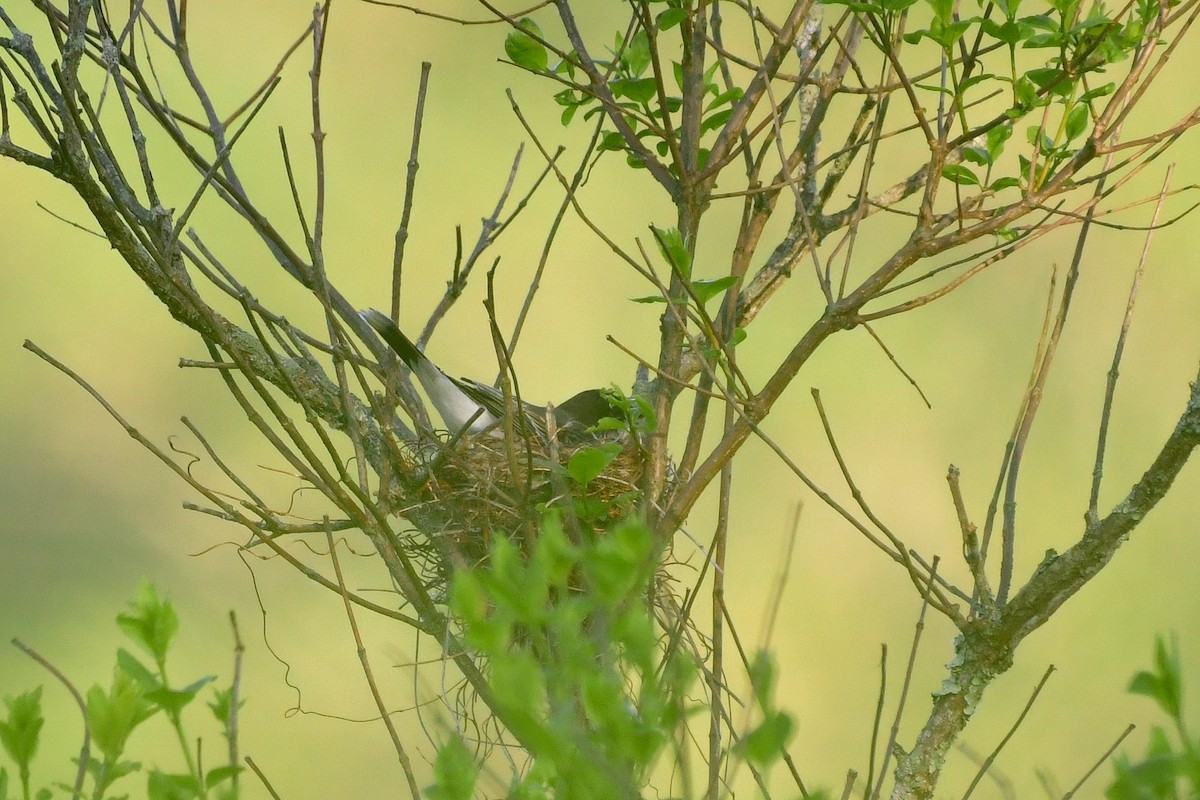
(360, 309, 612, 440)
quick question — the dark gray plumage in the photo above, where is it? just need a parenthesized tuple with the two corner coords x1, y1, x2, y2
(361, 309, 613, 439)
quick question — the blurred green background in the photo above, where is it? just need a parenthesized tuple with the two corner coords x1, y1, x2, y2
(1, 1, 1198, 797)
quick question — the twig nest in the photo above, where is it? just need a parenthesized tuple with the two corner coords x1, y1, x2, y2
(408, 430, 647, 582)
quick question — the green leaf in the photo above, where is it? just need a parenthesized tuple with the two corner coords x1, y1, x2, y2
(1024, 31, 1065, 48)
(531, 512, 580, 586)
(83, 753, 142, 785)
(451, 569, 515, 654)
(491, 651, 546, 713)
(488, 534, 527, 599)
(1106, 726, 1180, 800)
(1027, 67, 1071, 96)
(1129, 636, 1182, 720)
(584, 519, 654, 604)
(598, 131, 626, 152)
(1025, 124, 1056, 152)
(116, 580, 179, 669)
(1079, 82, 1116, 102)
(700, 108, 733, 133)
(995, 0, 1021, 18)
(1013, 75, 1040, 110)
(611, 77, 658, 103)
(705, 87, 744, 111)
(913, 80, 955, 96)
(505, 18, 549, 72)
(1064, 103, 1089, 140)
(691, 275, 738, 304)
(450, 569, 489, 627)
(147, 675, 215, 717)
(426, 736, 478, 800)
(589, 416, 627, 433)
(651, 226, 691, 276)
(739, 710, 794, 765)
(147, 770, 200, 800)
(553, 88, 580, 108)
(0, 686, 43, 773)
(986, 123, 1014, 158)
(748, 651, 778, 710)
(942, 163, 980, 186)
(204, 764, 241, 789)
(958, 72, 993, 94)
(929, 16, 974, 48)
(620, 30, 651, 76)
(983, 17, 1024, 43)
(87, 669, 155, 761)
(612, 606, 657, 668)
(657, 7, 687, 29)
(116, 648, 159, 690)
(567, 443, 623, 486)
(1020, 13, 1060, 32)
(552, 52, 577, 79)
(207, 686, 243, 728)
(961, 144, 991, 166)
(632, 395, 658, 432)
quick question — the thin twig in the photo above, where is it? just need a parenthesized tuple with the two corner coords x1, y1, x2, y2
(870, 557, 940, 800)
(996, 142, 1115, 603)
(392, 61, 431, 319)
(1061, 724, 1136, 799)
(244, 756, 283, 800)
(960, 664, 1056, 800)
(23, 338, 426, 628)
(811, 388, 961, 615)
(704, 403, 735, 800)
(947, 465, 992, 612)
(226, 611, 244, 797)
(12, 638, 89, 800)
(325, 523, 422, 798)
(419, 145, 524, 344)
(840, 770, 860, 800)
(863, 644, 887, 800)
(1087, 166, 1172, 524)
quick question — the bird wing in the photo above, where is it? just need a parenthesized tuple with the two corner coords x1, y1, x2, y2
(554, 388, 612, 429)
(458, 377, 553, 439)
(362, 308, 606, 442)
(361, 309, 499, 434)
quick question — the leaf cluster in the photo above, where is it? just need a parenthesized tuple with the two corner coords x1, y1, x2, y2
(507, 11, 742, 174)
(824, 0, 1159, 192)
(431, 514, 694, 798)
(1107, 635, 1200, 800)
(0, 582, 243, 800)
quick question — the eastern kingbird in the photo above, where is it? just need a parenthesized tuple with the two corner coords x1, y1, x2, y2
(361, 309, 611, 439)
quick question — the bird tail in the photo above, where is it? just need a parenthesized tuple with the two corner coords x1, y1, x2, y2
(361, 309, 424, 369)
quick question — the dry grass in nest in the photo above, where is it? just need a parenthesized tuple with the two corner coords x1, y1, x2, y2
(397, 431, 703, 728)
(407, 430, 647, 586)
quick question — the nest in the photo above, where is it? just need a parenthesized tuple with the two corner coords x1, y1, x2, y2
(390, 428, 701, 759)
(403, 430, 648, 587)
